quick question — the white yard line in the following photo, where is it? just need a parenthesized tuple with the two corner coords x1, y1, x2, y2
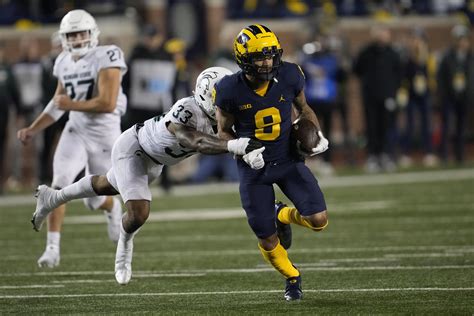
(1, 264, 473, 278)
(0, 287, 473, 299)
(1, 168, 472, 207)
(0, 285, 64, 289)
(2, 245, 473, 261)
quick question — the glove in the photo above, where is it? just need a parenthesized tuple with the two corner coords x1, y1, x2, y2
(243, 147, 265, 169)
(227, 138, 262, 156)
(309, 131, 329, 156)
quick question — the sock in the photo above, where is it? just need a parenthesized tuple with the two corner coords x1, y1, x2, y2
(56, 175, 97, 205)
(46, 231, 60, 250)
(278, 206, 328, 231)
(120, 222, 137, 242)
(259, 242, 300, 279)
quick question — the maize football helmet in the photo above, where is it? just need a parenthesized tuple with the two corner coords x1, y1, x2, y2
(233, 24, 283, 81)
(59, 9, 100, 57)
(194, 66, 233, 120)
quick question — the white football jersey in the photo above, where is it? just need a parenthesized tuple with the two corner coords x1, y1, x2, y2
(138, 96, 215, 166)
(53, 45, 127, 136)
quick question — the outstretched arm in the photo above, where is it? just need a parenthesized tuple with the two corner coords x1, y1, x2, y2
(168, 122, 261, 155)
(216, 107, 266, 170)
(17, 81, 64, 145)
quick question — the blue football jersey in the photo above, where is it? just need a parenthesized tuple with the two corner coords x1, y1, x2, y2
(215, 62, 305, 163)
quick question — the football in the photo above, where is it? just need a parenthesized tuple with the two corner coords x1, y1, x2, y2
(291, 118, 320, 154)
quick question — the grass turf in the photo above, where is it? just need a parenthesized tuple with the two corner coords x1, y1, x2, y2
(0, 169, 472, 314)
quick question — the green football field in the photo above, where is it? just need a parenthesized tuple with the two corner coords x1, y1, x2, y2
(0, 168, 473, 314)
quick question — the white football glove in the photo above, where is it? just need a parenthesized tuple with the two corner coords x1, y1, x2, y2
(227, 138, 262, 156)
(243, 147, 265, 170)
(310, 131, 329, 156)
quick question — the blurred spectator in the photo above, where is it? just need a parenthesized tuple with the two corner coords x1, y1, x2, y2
(190, 154, 239, 183)
(165, 37, 192, 100)
(399, 28, 438, 168)
(437, 24, 474, 164)
(122, 24, 178, 191)
(354, 26, 402, 172)
(0, 41, 20, 194)
(227, 0, 312, 19)
(39, 32, 68, 185)
(11, 36, 44, 188)
(299, 34, 346, 174)
(122, 24, 177, 129)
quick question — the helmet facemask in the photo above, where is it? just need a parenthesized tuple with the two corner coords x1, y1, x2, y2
(59, 9, 100, 58)
(61, 30, 97, 57)
(239, 46, 282, 81)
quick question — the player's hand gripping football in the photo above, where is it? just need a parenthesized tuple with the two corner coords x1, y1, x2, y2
(227, 138, 263, 156)
(309, 131, 329, 156)
(243, 147, 265, 170)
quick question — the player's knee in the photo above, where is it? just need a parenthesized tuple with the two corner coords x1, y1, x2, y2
(83, 196, 106, 210)
(91, 175, 118, 195)
(126, 201, 150, 226)
(259, 234, 279, 251)
(305, 211, 328, 232)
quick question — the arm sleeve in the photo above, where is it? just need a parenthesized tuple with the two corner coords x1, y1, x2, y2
(43, 99, 66, 121)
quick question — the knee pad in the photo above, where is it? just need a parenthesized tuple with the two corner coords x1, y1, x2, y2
(83, 196, 106, 210)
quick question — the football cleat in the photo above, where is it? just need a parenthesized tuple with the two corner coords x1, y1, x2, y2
(37, 245, 60, 268)
(105, 197, 122, 243)
(284, 275, 303, 301)
(32, 185, 57, 232)
(275, 201, 292, 249)
(114, 235, 133, 285)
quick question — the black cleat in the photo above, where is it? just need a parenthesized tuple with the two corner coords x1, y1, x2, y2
(275, 201, 292, 249)
(284, 275, 303, 301)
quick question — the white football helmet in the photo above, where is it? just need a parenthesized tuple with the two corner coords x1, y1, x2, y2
(59, 9, 99, 57)
(194, 66, 233, 120)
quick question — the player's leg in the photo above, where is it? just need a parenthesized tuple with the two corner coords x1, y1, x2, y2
(107, 127, 158, 285)
(277, 161, 328, 231)
(36, 126, 88, 268)
(114, 199, 149, 285)
(84, 129, 123, 242)
(239, 175, 302, 301)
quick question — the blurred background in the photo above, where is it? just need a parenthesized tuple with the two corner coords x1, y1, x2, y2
(0, 0, 473, 195)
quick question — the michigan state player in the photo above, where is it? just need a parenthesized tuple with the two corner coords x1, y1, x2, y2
(18, 9, 127, 268)
(30, 67, 265, 285)
(215, 24, 330, 301)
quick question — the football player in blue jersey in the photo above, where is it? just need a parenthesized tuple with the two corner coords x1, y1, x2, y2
(215, 24, 330, 301)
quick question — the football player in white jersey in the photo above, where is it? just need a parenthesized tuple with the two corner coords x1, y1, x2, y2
(30, 66, 265, 285)
(17, 9, 127, 268)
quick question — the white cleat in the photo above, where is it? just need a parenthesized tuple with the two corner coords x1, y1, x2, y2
(105, 197, 122, 243)
(37, 245, 60, 268)
(31, 185, 57, 231)
(114, 236, 133, 285)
